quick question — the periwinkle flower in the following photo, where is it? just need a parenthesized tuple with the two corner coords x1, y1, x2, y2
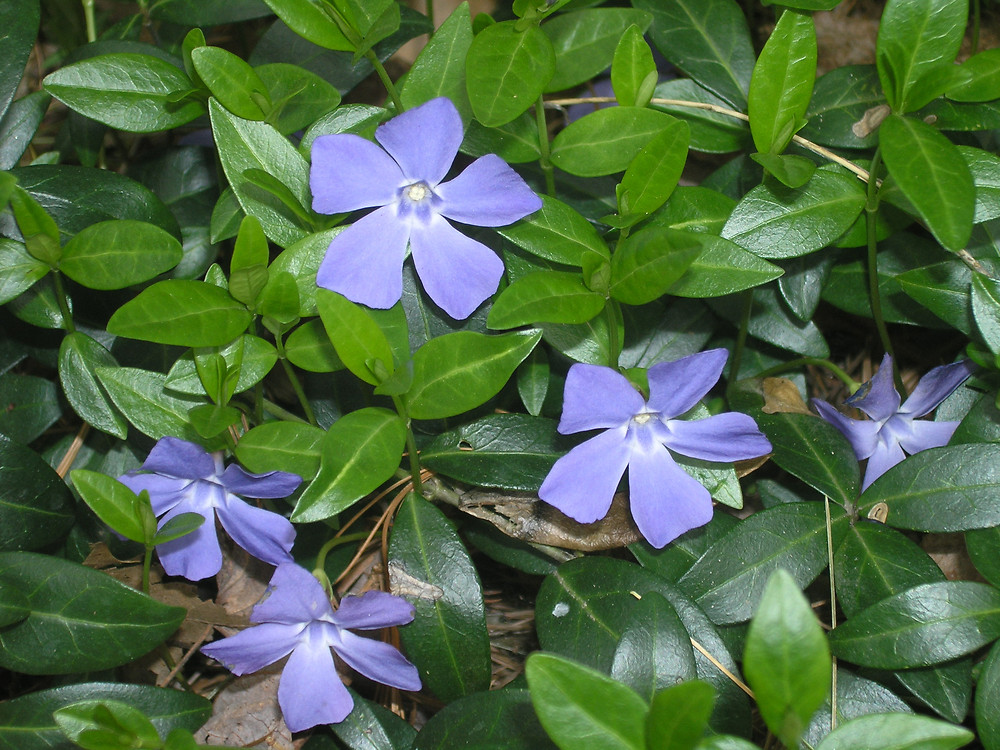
(201, 563, 421, 731)
(119, 437, 301, 581)
(539, 349, 772, 548)
(310, 97, 542, 320)
(813, 354, 973, 490)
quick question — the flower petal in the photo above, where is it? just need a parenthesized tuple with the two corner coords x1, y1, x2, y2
(279, 632, 354, 730)
(408, 215, 504, 319)
(896, 418, 960, 456)
(141, 436, 216, 479)
(847, 353, 901, 421)
(539, 426, 632, 523)
(862, 437, 907, 490)
(436, 155, 542, 227)
(646, 349, 728, 418)
(310, 134, 403, 214)
(900, 360, 974, 417)
(155, 505, 221, 581)
(253, 563, 335, 624)
(331, 590, 415, 631)
(656, 412, 771, 462)
(812, 399, 880, 460)
(201, 621, 301, 675)
(375, 98, 462, 185)
(117, 473, 193, 516)
(627, 441, 713, 549)
(221, 465, 302, 498)
(558, 363, 644, 434)
(217, 495, 296, 568)
(334, 630, 422, 692)
(316, 205, 410, 309)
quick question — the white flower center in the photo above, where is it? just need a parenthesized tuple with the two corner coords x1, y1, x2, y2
(632, 412, 656, 425)
(406, 182, 429, 202)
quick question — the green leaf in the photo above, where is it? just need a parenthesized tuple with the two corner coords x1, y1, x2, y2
(977, 640, 1000, 750)
(498, 194, 609, 266)
(803, 669, 915, 747)
(43, 54, 204, 132)
(291, 407, 405, 522)
(400, 2, 472, 118)
(712, 285, 830, 358)
(466, 21, 554, 127)
(801, 64, 883, 150)
(488, 270, 605, 328)
(526, 652, 647, 750)
(154, 512, 205, 545)
(59, 220, 182, 290)
(0, 682, 210, 750)
(0, 552, 185, 674)
(551, 107, 677, 177)
(651, 78, 751, 154)
(209, 98, 311, 247)
(0, 372, 60, 444)
(879, 114, 974, 252)
(332, 691, 416, 750)
(0, 434, 74, 552)
(743, 569, 831, 749)
(412, 689, 555, 750)
(816, 713, 973, 750)
(0, 91, 50, 171)
(389, 494, 491, 701)
(895, 261, 974, 336)
(973, 271, 1000, 355)
(967, 526, 1000, 589)
(408, 330, 541, 420)
(108, 279, 251, 347)
(876, 0, 967, 113)
(618, 118, 690, 217)
(668, 233, 783, 297)
(860, 444, 1000, 532)
(257, 63, 341, 135)
(633, 0, 754, 108)
(722, 168, 866, 259)
(422, 413, 562, 492)
(749, 9, 816, 154)
(165, 335, 277, 396)
(192, 46, 271, 121)
(0, 239, 47, 305)
(751, 152, 817, 189)
(234, 421, 324, 480)
(95, 367, 202, 443)
(542, 8, 652, 93)
(9, 185, 60, 266)
(829, 581, 1000, 669)
(0, 0, 39, 121)
(612, 25, 657, 108)
(316, 289, 395, 385)
(260, 0, 353, 51)
(609, 226, 701, 305)
(71, 469, 147, 544)
(678, 502, 849, 625)
(948, 47, 1000, 103)
(646, 681, 715, 750)
(54, 699, 161, 750)
(57, 332, 126, 438)
(285, 318, 343, 372)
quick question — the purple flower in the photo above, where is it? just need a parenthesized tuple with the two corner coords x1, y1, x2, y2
(813, 354, 973, 490)
(201, 563, 420, 731)
(539, 349, 772, 548)
(119, 437, 301, 581)
(310, 97, 542, 320)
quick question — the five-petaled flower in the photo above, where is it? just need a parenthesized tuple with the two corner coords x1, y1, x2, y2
(812, 353, 973, 490)
(538, 349, 772, 548)
(119, 437, 301, 581)
(201, 562, 421, 731)
(310, 97, 542, 320)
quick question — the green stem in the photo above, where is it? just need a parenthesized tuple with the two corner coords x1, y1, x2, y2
(727, 291, 754, 398)
(142, 545, 153, 594)
(51, 271, 76, 333)
(365, 49, 404, 112)
(864, 148, 904, 393)
(314, 531, 369, 577)
(274, 334, 318, 426)
(82, 0, 97, 42)
(391, 396, 423, 496)
(535, 97, 556, 196)
(424, 0, 434, 29)
(605, 299, 622, 369)
(752, 357, 861, 394)
(261, 398, 309, 423)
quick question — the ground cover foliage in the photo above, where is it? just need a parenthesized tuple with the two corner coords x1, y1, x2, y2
(3, 0, 1000, 747)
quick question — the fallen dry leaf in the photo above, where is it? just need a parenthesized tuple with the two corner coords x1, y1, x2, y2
(195, 668, 293, 750)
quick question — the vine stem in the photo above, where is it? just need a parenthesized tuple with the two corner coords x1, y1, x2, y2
(752, 357, 860, 394)
(727, 291, 753, 398)
(535, 96, 556, 196)
(825, 496, 839, 732)
(51, 271, 76, 333)
(81, 0, 97, 43)
(365, 49, 404, 112)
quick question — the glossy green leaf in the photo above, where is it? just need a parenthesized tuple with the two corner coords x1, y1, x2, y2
(751, 152, 817, 189)
(618, 118, 690, 217)
(0, 239, 47, 305)
(192, 46, 270, 121)
(0, 552, 185, 674)
(551, 107, 677, 177)
(9, 185, 60, 266)
(95, 367, 202, 443)
(400, 2, 472, 118)
(0, 433, 74, 552)
(645, 681, 715, 750)
(749, 9, 816, 154)
(712, 285, 830, 357)
(743, 569, 830, 749)
(678, 502, 848, 625)
(73, 470, 149, 543)
(108, 279, 251, 347)
(816, 713, 973, 750)
(651, 78, 751, 154)
(165, 335, 277, 396)
(630, 512, 739, 584)
(466, 21, 554, 127)
(257, 63, 341, 135)
(948, 48, 1000, 102)
(260, 0, 352, 51)
(59, 220, 182, 290)
(880, 114, 974, 252)
(0, 682, 210, 750)
(967, 526, 1000, 589)
(316, 289, 395, 385)
(517, 345, 549, 416)
(611, 25, 657, 108)
(332, 691, 416, 750)
(633, 0, 754, 108)
(542, 8, 652, 93)
(668, 233, 783, 297)
(0, 91, 50, 171)
(234, 421, 324, 480)
(408, 330, 541, 420)
(876, 0, 967, 112)
(722, 168, 866, 259)
(209, 98, 311, 247)
(411, 689, 555, 750)
(292, 407, 405, 522)
(895, 261, 974, 336)
(43, 54, 204, 132)
(389, 494, 491, 702)
(801, 64, 883, 150)
(284, 319, 343, 372)
(959, 146, 1000, 224)
(0, 0, 39, 121)
(860, 444, 1000, 532)
(527, 652, 647, 750)
(53, 699, 161, 750)
(610, 226, 702, 305)
(973, 273, 1000, 356)
(977, 640, 1000, 750)
(802, 669, 915, 748)
(488, 270, 604, 328)
(0, 372, 60, 444)
(498, 194, 609, 266)
(829, 581, 1000, 669)
(59, 332, 127, 439)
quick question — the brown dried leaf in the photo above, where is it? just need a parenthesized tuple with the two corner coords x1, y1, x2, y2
(195, 669, 293, 749)
(215, 542, 273, 621)
(762, 377, 812, 415)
